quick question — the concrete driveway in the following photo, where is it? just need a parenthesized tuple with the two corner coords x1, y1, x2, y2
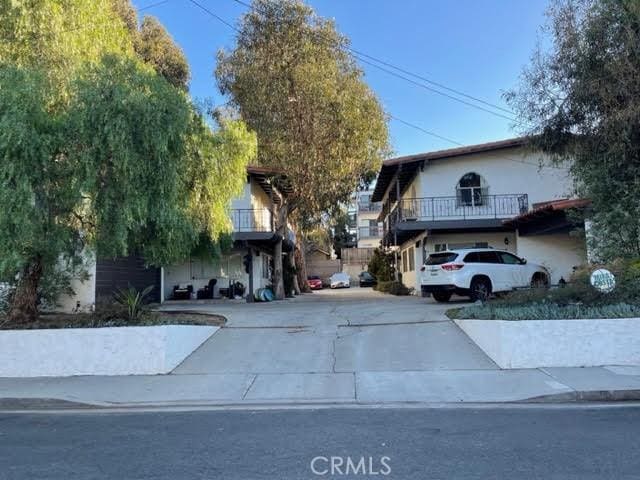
(160, 289, 572, 404)
(0, 289, 589, 407)
(170, 288, 494, 375)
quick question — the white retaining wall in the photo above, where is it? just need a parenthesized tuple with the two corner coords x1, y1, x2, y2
(454, 318, 640, 368)
(0, 325, 218, 377)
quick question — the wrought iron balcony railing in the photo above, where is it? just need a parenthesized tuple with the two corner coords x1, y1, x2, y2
(387, 194, 528, 229)
(230, 208, 274, 232)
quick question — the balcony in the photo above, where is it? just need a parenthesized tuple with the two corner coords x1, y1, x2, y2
(357, 201, 382, 213)
(358, 225, 383, 239)
(230, 208, 273, 232)
(383, 194, 528, 245)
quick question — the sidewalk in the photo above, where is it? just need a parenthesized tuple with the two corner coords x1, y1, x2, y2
(1, 365, 640, 409)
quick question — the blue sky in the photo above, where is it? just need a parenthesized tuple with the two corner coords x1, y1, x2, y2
(134, 0, 549, 157)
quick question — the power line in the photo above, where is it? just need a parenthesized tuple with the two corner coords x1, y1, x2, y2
(138, 0, 174, 11)
(388, 115, 464, 146)
(350, 48, 516, 116)
(353, 53, 520, 124)
(229, 0, 518, 122)
(190, 0, 564, 169)
(187, 0, 240, 32)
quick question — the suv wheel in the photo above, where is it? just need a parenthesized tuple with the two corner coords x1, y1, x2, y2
(470, 277, 491, 302)
(531, 273, 549, 289)
(432, 291, 452, 303)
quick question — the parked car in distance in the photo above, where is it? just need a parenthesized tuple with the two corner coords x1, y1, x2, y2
(307, 276, 323, 290)
(420, 248, 550, 303)
(329, 272, 351, 289)
(358, 271, 377, 287)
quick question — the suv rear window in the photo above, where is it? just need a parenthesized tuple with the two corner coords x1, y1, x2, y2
(464, 251, 500, 263)
(425, 252, 459, 265)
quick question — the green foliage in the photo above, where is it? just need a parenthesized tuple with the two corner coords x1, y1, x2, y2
(113, 284, 155, 322)
(448, 303, 640, 321)
(0, 0, 134, 102)
(136, 16, 190, 90)
(449, 257, 640, 320)
(330, 208, 356, 257)
(506, 0, 640, 259)
(216, 0, 390, 224)
(368, 247, 396, 282)
(0, 2, 256, 321)
(375, 281, 412, 296)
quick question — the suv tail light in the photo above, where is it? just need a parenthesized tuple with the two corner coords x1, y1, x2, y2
(441, 263, 464, 271)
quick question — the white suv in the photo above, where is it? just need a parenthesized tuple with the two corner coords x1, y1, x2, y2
(420, 248, 549, 302)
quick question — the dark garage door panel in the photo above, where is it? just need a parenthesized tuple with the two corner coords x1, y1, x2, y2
(95, 256, 161, 303)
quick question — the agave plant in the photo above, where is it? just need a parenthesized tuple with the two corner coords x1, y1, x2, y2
(113, 285, 155, 323)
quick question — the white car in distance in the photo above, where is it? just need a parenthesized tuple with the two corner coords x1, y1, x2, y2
(420, 248, 550, 302)
(329, 272, 351, 289)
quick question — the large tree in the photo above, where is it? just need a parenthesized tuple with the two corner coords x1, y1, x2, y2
(216, 0, 389, 298)
(0, 1, 255, 322)
(506, 0, 640, 259)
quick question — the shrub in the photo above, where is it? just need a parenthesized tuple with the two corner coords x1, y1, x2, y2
(368, 247, 395, 282)
(375, 280, 412, 296)
(113, 285, 155, 322)
(492, 258, 640, 308)
(447, 302, 640, 320)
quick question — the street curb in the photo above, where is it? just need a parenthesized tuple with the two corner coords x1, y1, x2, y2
(524, 389, 640, 403)
(3, 389, 640, 412)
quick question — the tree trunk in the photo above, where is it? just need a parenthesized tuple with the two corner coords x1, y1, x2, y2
(296, 237, 311, 293)
(272, 203, 288, 300)
(7, 256, 43, 324)
(290, 250, 301, 295)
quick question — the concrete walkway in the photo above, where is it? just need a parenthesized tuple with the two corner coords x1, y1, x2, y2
(1, 289, 640, 408)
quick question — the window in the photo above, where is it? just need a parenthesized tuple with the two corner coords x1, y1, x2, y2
(408, 247, 415, 272)
(434, 243, 448, 252)
(426, 252, 459, 265)
(449, 242, 489, 250)
(498, 251, 522, 264)
(402, 250, 408, 273)
(465, 251, 500, 263)
(477, 251, 501, 263)
(457, 172, 487, 206)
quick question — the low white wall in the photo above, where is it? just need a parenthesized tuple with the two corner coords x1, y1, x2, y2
(0, 325, 218, 377)
(454, 318, 640, 368)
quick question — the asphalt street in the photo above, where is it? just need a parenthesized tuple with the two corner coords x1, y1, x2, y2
(1, 405, 639, 479)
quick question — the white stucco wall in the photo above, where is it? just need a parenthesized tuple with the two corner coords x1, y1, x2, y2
(163, 248, 271, 301)
(405, 148, 573, 207)
(163, 250, 251, 300)
(53, 251, 97, 313)
(0, 325, 218, 377)
(516, 233, 586, 284)
(424, 232, 517, 254)
(455, 318, 640, 368)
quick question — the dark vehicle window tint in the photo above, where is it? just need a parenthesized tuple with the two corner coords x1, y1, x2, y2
(426, 253, 459, 265)
(498, 252, 521, 264)
(477, 251, 500, 264)
(464, 252, 479, 263)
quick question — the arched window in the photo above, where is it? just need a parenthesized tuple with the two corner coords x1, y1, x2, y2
(456, 172, 487, 206)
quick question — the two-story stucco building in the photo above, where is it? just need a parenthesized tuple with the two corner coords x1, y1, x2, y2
(354, 189, 383, 249)
(371, 137, 589, 292)
(57, 166, 290, 311)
